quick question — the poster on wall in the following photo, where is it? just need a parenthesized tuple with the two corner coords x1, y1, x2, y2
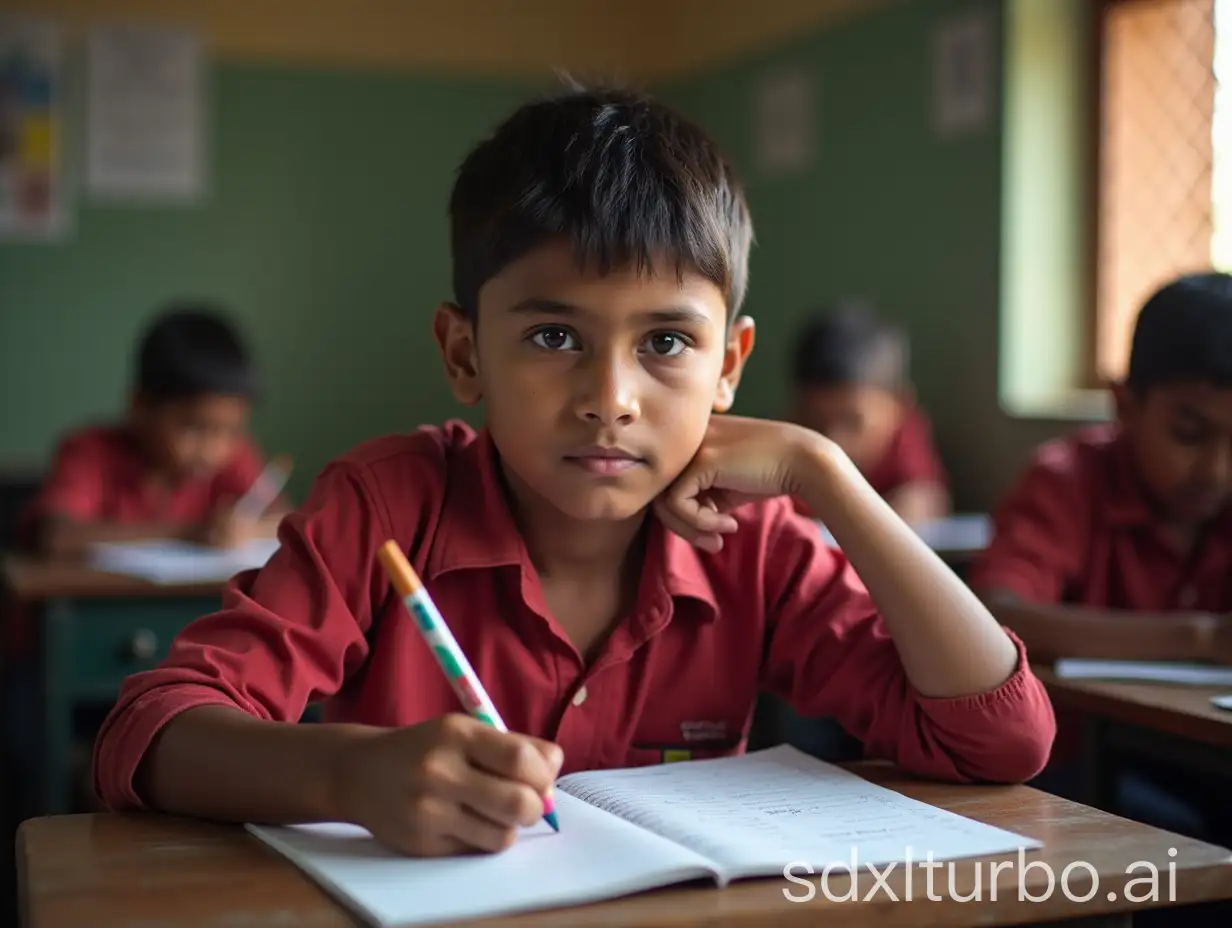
(86, 22, 206, 202)
(754, 65, 815, 177)
(933, 10, 994, 137)
(0, 15, 66, 239)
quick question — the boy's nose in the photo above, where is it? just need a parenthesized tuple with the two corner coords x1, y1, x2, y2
(574, 356, 641, 426)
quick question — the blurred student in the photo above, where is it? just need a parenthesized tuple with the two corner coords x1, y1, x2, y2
(21, 302, 290, 560)
(4, 303, 289, 823)
(969, 271, 1232, 848)
(789, 303, 949, 524)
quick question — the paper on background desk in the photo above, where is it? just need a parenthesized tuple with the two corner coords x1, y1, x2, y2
(819, 513, 991, 552)
(88, 538, 280, 584)
(1053, 659, 1232, 687)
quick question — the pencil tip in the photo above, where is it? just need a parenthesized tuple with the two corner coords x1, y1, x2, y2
(544, 810, 560, 832)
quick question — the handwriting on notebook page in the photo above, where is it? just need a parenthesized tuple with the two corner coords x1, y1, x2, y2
(559, 747, 1035, 871)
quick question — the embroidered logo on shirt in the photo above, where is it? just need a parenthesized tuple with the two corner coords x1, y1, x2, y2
(679, 720, 727, 742)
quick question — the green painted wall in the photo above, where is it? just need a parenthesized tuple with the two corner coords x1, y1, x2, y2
(0, 62, 532, 499)
(663, 0, 1089, 509)
(2, 0, 1093, 510)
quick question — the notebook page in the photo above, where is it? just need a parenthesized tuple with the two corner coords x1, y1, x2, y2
(557, 745, 1039, 882)
(1053, 659, 1232, 686)
(245, 791, 717, 928)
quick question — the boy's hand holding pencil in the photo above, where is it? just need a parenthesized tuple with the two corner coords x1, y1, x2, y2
(351, 540, 563, 856)
(329, 714, 563, 857)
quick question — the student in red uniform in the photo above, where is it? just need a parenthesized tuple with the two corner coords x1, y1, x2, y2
(788, 303, 949, 525)
(4, 305, 289, 830)
(92, 85, 1054, 859)
(21, 304, 290, 560)
(969, 272, 1232, 850)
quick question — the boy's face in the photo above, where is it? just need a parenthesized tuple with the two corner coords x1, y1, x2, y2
(1115, 381, 1232, 526)
(133, 393, 251, 482)
(435, 240, 753, 523)
(791, 384, 903, 475)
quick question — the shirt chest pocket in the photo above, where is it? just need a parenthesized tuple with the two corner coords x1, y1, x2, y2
(629, 720, 746, 765)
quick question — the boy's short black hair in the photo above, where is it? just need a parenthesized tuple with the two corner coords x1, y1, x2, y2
(134, 302, 260, 402)
(1126, 272, 1232, 393)
(447, 82, 753, 321)
(791, 302, 907, 390)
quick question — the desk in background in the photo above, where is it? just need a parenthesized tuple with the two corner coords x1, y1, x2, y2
(2, 557, 228, 815)
(1034, 665, 1232, 811)
(17, 761, 1232, 928)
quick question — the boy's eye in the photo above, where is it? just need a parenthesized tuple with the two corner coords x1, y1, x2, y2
(643, 332, 688, 357)
(530, 327, 579, 351)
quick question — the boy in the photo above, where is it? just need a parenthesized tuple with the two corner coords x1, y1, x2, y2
(21, 304, 289, 560)
(969, 271, 1232, 845)
(789, 303, 950, 525)
(92, 85, 1053, 859)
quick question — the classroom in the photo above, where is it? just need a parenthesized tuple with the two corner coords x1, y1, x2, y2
(2, 0, 1231, 926)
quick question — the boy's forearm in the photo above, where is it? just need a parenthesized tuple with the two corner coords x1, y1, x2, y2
(977, 591, 1217, 663)
(794, 439, 1018, 698)
(135, 704, 378, 825)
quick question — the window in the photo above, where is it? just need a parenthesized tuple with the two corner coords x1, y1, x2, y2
(1093, 0, 1223, 382)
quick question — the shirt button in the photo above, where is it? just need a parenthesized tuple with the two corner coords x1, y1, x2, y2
(1179, 585, 1198, 608)
(571, 685, 588, 707)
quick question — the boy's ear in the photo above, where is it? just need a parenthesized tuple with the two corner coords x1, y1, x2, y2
(1110, 379, 1136, 427)
(433, 302, 483, 406)
(713, 315, 756, 413)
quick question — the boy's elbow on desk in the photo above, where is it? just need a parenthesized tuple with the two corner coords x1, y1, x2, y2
(900, 670, 1056, 786)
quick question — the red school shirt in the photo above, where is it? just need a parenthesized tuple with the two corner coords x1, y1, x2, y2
(6, 424, 266, 656)
(861, 403, 949, 499)
(20, 423, 267, 537)
(793, 404, 948, 518)
(967, 423, 1232, 613)
(92, 420, 1055, 811)
(967, 423, 1232, 766)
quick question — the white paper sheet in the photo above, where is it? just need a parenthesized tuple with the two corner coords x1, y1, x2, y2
(88, 537, 279, 583)
(86, 22, 205, 201)
(559, 745, 1040, 876)
(819, 513, 990, 553)
(246, 791, 714, 928)
(1053, 659, 1232, 687)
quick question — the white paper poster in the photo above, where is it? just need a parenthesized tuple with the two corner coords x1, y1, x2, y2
(754, 66, 815, 177)
(0, 15, 65, 238)
(86, 22, 205, 201)
(933, 10, 994, 136)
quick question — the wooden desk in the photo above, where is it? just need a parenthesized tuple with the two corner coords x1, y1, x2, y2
(1035, 666, 1232, 808)
(17, 764, 1232, 928)
(3, 556, 228, 815)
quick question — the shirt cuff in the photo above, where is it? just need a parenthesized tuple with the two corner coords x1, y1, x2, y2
(92, 684, 260, 811)
(910, 630, 1056, 783)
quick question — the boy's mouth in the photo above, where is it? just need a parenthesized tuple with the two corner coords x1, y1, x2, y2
(563, 445, 646, 476)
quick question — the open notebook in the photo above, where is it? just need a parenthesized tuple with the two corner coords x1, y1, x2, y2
(88, 538, 280, 584)
(246, 745, 1041, 927)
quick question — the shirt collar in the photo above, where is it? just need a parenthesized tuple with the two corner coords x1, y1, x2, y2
(425, 425, 719, 621)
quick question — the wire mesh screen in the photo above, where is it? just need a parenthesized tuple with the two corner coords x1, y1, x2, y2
(1097, 0, 1217, 380)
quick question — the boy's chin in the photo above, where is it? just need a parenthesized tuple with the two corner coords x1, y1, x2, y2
(550, 487, 658, 524)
